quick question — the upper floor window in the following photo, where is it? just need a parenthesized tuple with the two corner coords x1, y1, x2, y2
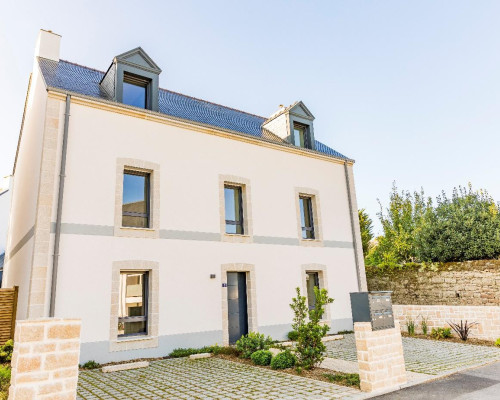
(118, 271, 148, 337)
(293, 123, 311, 149)
(224, 185, 244, 234)
(122, 170, 150, 228)
(299, 196, 315, 239)
(123, 73, 150, 109)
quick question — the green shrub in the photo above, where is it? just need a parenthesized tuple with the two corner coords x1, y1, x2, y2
(235, 332, 274, 359)
(0, 340, 13, 363)
(290, 287, 334, 370)
(287, 330, 299, 341)
(420, 316, 429, 335)
(406, 317, 416, 336)
(208, 345, 239, 356)
(80, 360, 101, 369)
(168, 347, 212, 358)
(323, 372, 360, 388)
(494, 338, 500, 347)
(270, 350, 296, 370)
(0, 364, 11, 398)
(250, 350, 273, 366)
(430, 327, 452, 339)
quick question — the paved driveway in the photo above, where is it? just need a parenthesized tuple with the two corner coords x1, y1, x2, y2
(78, 357, 361, 400)
(325, 334, 500, 375)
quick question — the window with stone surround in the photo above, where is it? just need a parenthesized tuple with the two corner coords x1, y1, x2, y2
(118, 271, 148, 337)
(295, 188, 323, 245)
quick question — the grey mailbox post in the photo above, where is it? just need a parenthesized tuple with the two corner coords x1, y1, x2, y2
(350, 291, 394, 331)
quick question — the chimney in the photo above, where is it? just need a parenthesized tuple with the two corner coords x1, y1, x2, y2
(34, 29, 61, 62)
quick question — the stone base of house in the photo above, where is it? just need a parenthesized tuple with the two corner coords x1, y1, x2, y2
(393, 305, 500, 341)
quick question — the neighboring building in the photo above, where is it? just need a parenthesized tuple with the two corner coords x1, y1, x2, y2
(4, 30, 367, 363)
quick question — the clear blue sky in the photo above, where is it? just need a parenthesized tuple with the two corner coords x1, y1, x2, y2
(1, 0, 499, 234)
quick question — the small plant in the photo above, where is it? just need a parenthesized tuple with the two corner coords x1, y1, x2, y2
(250, 350, 273, 366)
(209, 345, 239, 356)
(287, 330, 299, 341)
(430, 327, 452, 339)
(495, 338, 500, 347)
(406, 316, 416, 336)
(0, 340, 14, 363)
(448, 320, 477, 341)
(270, 350, 296, 370)
(235, 332, 274, 359)
(323, 372, 360, 388)
(0, 364, 11, 398)
(80, 360, 101, 369)
(420, 316, 429, 335)
(290, 286, 334, 370)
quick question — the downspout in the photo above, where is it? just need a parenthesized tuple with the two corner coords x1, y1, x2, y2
(49, 94, 71, 317)
(344, 161, 363, 292)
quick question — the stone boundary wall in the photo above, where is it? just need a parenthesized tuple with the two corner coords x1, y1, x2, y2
(354, 321, 406, 393)
(393, 305, 500, 341)
(367, 259, 500, 306)
(9, 318, 81, 400)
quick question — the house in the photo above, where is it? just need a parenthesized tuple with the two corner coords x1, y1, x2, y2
(3, 30, 367, 363)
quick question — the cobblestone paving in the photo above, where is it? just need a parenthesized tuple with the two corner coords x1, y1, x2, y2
(325, 334, 500, 375)
(77, 357, 361, 400)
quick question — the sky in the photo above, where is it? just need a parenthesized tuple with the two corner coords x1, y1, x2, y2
(1, 0, 499, 235)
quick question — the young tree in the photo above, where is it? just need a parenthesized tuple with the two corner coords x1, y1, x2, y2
(358, 209, 374, 257)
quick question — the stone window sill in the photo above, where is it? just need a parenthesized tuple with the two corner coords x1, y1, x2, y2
(117, 335, 156, 343)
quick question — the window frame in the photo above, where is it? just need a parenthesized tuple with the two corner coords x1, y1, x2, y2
(118, 271, 149, 338)
(122, 72, 151, 109)
(299, 195, 315, 240)
(293, 122, 312, 149)
(224, 184, 245, 235)
(122, 170, 151, 229)
(306, 271, 320, 311)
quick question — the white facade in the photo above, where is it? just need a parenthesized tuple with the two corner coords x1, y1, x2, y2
(5, 31, 367, 363)
(0, 177, 12, 256)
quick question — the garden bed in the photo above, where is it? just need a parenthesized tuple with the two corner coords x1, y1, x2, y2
(214, 354, 360, 388)
(401, 332, 498, 347)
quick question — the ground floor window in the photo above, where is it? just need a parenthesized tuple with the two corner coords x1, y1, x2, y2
(118, 271, 148, 337)
(306, 272, 320, 310)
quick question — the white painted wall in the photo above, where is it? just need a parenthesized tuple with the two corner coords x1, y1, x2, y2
(49, 101, 360, 360)
(0, 178, 12, 255)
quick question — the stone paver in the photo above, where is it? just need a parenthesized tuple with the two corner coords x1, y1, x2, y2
(78, 357, 361, 400)
(325, 334, 500, 375)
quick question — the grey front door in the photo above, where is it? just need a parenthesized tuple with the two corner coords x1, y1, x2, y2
(227, 272, 248, 344)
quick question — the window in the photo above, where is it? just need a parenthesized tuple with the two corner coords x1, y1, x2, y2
(122, 170, 150, 228)
(118, 271, 148, 337)
(224, 185, 244, 234)
(293, 123, 311, 149)
(299, 196, 315, 239)
(123, 73, 149, 109)
(306, 272, 320, 310)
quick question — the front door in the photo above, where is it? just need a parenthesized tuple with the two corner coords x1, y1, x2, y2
(227, 272, 248, 344)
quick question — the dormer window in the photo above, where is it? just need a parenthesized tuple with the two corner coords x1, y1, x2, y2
(293, 122, 311, 149)
(123, 73, 150, 109)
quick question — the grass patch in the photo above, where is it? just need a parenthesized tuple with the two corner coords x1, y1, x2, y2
(323, 372, 360, 388)
(0, 364, 11, 400)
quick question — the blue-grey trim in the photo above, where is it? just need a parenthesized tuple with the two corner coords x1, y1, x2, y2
(80, 330, 223, 364)
(324, 240, 353, 249)
(253, 236, 299, 246)
(159, 230, 220, 242)
(258, 323, 293, 341)
(7, 225, 34, 260)
(330, 318, 354, 333)
(48, 222, 353, 249)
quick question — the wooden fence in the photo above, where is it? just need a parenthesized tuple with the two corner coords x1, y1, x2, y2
(0, 286, 18, 345)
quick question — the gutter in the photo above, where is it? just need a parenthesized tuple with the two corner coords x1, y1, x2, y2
(344, 161, 362, 292)
(49, 94, 71, 317)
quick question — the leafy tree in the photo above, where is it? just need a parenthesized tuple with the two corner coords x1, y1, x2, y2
(415, 185, 500, 262)
(290, 287, 333, 370)
(358, 209, 374, 257)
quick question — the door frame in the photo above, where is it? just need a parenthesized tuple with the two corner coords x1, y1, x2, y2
(221, 263, 258, 346)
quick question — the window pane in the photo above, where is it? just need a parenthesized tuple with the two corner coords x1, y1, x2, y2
(118, 272, 147, 336)
(123, 81, 146, 108)
(122, 172, 149, 228)
(225, 186, 244, 234)
(294, 126, 305, 147)
(300, 197, 315, 239)
(224, 187, 237, 221)
(306, 272, 320, 310)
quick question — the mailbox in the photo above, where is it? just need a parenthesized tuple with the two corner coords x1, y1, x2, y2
(350, 291, 394, 331)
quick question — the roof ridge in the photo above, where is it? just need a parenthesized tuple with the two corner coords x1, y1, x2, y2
(59, 59, 267, 121)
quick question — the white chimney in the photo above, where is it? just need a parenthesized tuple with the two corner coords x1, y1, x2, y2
(34, 29, 61, 61)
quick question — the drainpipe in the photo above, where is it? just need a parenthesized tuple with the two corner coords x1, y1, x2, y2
(344, 161, 363, 292)
(49, 94, 71, 317)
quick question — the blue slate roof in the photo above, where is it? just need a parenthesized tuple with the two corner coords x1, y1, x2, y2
(38, 58, 350, 161)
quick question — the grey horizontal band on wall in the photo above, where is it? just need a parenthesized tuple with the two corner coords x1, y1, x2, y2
(7, 225, 35, 261)
(49, 222, 353, 249)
